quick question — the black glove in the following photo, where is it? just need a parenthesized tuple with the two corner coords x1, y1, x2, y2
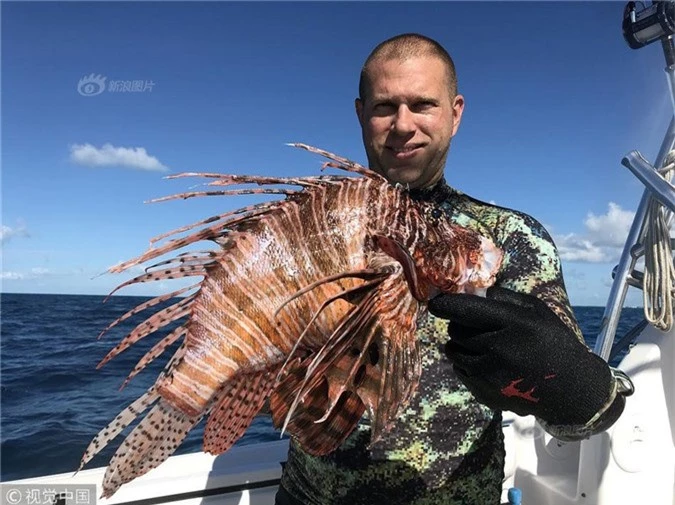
(427, 286, 614, 426)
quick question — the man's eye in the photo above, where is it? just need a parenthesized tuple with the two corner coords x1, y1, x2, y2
(373, 102, 395, 113)
(412, 101, 435, 112)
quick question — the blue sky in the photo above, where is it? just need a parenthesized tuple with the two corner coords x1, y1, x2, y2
(1, 1, 672, 306)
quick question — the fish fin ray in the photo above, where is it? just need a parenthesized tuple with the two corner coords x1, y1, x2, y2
(99, 283, 199, 332)
(271, 360, 364, 455)
(276, 275, 387, 384)
(289, 143, 385, 181)
(358, 274, 421, 444)
(284, 385, 364, 456)
(279, 288, 379, 434)
(119, 326, 188, 389)
(100, 399, 201, 498)
(107, 266, 208, 296)
(273, 268, 387, 318)
(275, 271, 421, 449)
(79, 387, 160, 470)
(202, 366, 277, 455)
(97, 295, 196, 368)
(148, 202, 282, 244)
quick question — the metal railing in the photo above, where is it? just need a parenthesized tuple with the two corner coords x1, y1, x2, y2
(593, 33, 675, 361)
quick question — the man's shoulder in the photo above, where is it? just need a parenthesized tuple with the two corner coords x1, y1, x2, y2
(451, 191, 553, 244)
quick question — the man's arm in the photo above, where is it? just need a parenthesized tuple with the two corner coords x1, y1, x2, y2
(430, 209, 631, 440)
(498, 211, 628, 439)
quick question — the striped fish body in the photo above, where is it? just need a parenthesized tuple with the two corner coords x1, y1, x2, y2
(161, 177, 479, 415)
(81, 145, 502, 498)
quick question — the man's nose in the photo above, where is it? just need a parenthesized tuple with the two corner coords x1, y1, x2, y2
(392, 105, 415, 134)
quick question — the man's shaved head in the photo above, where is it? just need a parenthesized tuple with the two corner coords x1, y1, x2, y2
(359, 33, 458, 102)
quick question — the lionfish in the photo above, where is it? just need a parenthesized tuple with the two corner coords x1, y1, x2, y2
(80, 144, 503, 498)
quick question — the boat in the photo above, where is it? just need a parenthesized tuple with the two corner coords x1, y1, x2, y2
(4, 3, 675, 504)
(498, 4, 675, 503)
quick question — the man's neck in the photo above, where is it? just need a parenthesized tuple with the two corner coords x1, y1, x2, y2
(408, 178, 455, 203)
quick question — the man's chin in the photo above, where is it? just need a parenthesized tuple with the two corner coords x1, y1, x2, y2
(381, 166, 427, 188)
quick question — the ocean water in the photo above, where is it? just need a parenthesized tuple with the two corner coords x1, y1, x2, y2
(0, 293, 644, 482)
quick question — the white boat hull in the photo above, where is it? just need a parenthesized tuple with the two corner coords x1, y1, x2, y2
(3, 440, 289, 505)
(502, 323, 675, 505)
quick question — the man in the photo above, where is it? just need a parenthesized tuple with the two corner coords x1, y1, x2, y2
(275, 33, 632, 505)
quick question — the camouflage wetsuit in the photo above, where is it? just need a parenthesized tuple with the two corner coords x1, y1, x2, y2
(277, 179, 612, 505)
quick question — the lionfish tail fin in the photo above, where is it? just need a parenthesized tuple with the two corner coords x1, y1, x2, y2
(79, 387, 160, 471)
(100, 399, 201, 499)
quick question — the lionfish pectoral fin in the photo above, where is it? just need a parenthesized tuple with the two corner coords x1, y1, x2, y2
(270, 284, 381, 440)
(275, 273, 388, 385)
(273, 268, 387, 318)
(365, 332, 421, 447)
(270, 357, 305, 430)
(202, 365, 279, 455)
(313, 314, 382, 424)
(270, 359, 365, 456)
(372, 234, 429, 301)
(271, 274, 419, 453)
(291, 391, 365, 456)
(279, 280, 385, 433)
(348, 271, 422, 446)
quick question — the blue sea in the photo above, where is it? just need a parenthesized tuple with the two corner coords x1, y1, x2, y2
(0, 293, 643, 482)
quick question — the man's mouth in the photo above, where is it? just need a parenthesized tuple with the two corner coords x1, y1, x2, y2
(387, 144, 424, 159)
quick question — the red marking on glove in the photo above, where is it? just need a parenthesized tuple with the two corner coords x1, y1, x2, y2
(501, 378, 540, 403)
(544, 374, 556, 380)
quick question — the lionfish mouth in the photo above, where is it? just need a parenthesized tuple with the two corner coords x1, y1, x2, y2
(465, 236, 503, 296)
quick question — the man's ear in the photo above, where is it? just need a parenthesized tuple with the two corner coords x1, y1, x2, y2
(451, 94, 465, 137)
(355, 98, 365, 127)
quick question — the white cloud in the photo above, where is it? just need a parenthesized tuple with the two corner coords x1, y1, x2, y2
(0, 222, 29, 245)
(552, 202, 635, 263)
(0, 271, 24, 280)
(1, 268, 53, 281)
(555, 234, 608, 263)
(583, 202, 635, 247)
(69, 143, 168, 172)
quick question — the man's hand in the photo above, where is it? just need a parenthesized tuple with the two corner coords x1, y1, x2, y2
(427, 286, 615, 426)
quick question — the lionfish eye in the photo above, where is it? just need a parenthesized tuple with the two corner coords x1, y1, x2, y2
(430, 208, 442, 221)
